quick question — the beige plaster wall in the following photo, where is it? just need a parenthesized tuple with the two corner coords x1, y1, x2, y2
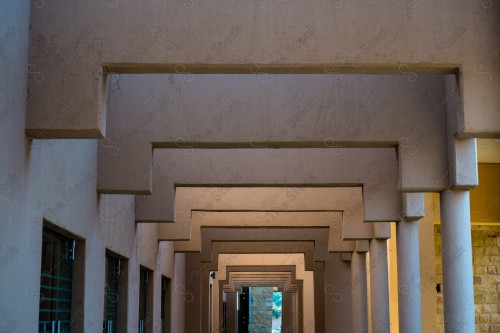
(0, 2, 177, 328)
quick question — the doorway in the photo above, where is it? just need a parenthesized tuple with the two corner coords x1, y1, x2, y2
(237, 287, 282, 333)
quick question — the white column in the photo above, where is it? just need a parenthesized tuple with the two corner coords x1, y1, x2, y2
(351, 251, 368, 333)
(397, 192, 425, 332)
(440, 189, 475, 332)
(397, 219, 422, 333)
(369, 239, 390, 333)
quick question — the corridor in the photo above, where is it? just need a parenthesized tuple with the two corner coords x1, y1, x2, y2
(1, 1, 499, 332)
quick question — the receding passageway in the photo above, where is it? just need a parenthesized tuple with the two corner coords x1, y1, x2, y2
(1, 1, 500, 333)
(228, 286, 282, 333)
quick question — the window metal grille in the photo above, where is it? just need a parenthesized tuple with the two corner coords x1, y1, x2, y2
(103, 255, 120, 333)
(38, 229, 74, 333)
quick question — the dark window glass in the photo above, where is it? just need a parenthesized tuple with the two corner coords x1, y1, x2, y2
(161, 276, 170, 333)
(138, 268, 149, 333)
(103, 255, 120, 333)
(38, 228, 75, 333)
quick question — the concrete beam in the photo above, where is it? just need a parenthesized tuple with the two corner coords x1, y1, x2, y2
(96, 74, 449, 195)
(199, 228, 331, 262)
(27, 1, 500, 137)
(129, 148, 400, 222)
(223, 272, 295, 292)
(220, 265, 299, 289)
(205, 241, 317, 272)
(158, 187, 374, 250)
(178, 211, 358, 253)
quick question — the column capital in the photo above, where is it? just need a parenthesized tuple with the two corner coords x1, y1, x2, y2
(373, 222, 391, 239)
(401, 192, 425, 221)
(356, 240, 370, 253)
(448, 137, 478, 190)
(341, 253, 352, 262)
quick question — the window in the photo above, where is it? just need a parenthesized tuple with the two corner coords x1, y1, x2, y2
(103, 254, 121, 333)
(161, 276, 170, 333)
(138, 268, 150, 333)
(39, 228, 76, 333)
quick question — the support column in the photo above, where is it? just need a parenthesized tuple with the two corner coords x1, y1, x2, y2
(313, 263, 325, 333)
(295, 290, 301, 333)
(225, 292, 236, 333)
(283, 291, 295, 333)
(351, 241, 369, 333)
(369, 237, 390, 333)
(397, 220, 422, 332)
(440, 189, 475, 332)
(397, 193, 424, 333)
(185, 253, 203, 333)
